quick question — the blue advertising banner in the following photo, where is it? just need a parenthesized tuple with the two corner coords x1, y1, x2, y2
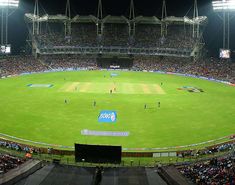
(98, 111, 117, 123)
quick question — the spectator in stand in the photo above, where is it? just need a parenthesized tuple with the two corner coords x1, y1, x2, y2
(0, 140, 39, 154)
(0, 55, 234, 83)
(180, 156, 235, 185)
(34, 22, 196, 49)
(0, 56, 48, 76)
(40, 55, 98, 70)
(0, 154, 26, 174)
(133, 56, 235, 83)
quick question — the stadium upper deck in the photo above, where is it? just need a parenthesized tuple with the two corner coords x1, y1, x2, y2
(25, 11, 207, 57)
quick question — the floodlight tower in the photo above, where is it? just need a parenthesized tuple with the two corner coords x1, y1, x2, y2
(0, 0, 19, 45)
(212, 0, 235, 50)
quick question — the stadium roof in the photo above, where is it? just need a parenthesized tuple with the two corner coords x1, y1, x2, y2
(71, 15, 98, 23)
(103, 15, 128, 24)
(25, 13, 68, 22)
(25, 14, 207, 25)
(162, 16, 208, 25)
(134, 16, 161, 24)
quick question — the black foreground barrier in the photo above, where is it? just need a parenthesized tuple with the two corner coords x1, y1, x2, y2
(75, 144, 122, 164)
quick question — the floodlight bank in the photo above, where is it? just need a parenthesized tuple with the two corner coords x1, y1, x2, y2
(0, 0, 19, 8)
(212, 0, 235, 10)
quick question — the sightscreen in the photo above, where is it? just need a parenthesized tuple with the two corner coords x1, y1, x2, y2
(97, 56, 133, 69)
(220, 49, 231, 59)
(75, 144, 122, 164)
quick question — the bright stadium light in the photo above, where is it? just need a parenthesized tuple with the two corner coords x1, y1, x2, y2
(212, 0, 235, 12)
(0, 0, 19, 46)
(212, 0, 234, 56)
(0, 0, 19, 8)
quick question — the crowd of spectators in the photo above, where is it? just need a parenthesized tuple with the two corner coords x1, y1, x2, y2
(133, 56, 235, 83)
(178, 142, 235, 158)
(103, 24, 129, 46)
(0, 55, 235, 84)
(0, 154, 26, 174)
(0, 140, 38, 154)
(34, 23, 196, 49)
(0, 55, 98, 77)
(180, 156, 235, 184)
(0, 56, 48, 76)
(41, 55, 98, 70)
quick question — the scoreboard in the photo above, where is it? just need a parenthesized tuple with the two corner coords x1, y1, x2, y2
(0, 45, 11, 54)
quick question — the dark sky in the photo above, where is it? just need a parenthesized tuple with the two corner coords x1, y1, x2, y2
(7, 0, 235, 58)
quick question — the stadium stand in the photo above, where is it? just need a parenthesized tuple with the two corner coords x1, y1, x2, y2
(1, 56, 234, 84)
(30, 17, 196, 49)
(0, 56, 48, 76)
(179, 156, 235, 184)
(0, 154, 26, 174)
(41, 55, 98, 70)
(0, 157, 41, 185)
(24, 13, 207, 58)
(0, 140, 39, 154)
(133, 56, 235, 83)
(0, 2, 234, 184)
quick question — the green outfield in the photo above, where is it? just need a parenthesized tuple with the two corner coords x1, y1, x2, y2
(0, 70, 235, 149)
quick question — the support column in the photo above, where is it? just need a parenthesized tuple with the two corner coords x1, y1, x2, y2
(161, 0, 167, 37)
(1, 9, 4, 45)
(33, 0, 40, 35)
(129, 0, 135, 37)
(65, 0, 71, 37)
(193, 0, 199, 38)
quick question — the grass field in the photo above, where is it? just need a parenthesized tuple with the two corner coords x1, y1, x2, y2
(0, 70, 235, 149)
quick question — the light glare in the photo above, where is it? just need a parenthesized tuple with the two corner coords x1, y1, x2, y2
(212, 0, 235, 11)
(0, 0, 19, 8)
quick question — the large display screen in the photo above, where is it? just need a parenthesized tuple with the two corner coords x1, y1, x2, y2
(220, 49, 230, 59)
(75, 144, 122, 164)
(0, 45, 11, 54)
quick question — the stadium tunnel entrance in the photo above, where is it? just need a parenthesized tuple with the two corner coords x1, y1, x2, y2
(97, 56, 133, 69)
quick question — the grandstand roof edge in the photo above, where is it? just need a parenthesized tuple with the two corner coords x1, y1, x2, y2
(24, 13, 69, 22)
(24, 14, 207, 25)
(162, 16, 208, 25)
(71, 15, 97, 23)
(102, 15, 128, 23)
(134, 16, 161, 24)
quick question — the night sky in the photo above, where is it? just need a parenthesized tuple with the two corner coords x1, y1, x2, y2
(7, 0, 235, 58)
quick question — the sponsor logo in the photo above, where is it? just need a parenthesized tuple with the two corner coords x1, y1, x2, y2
(177, 86, 204, 93)
(28, 84, 54, 88)
(98, 111, 117, 123)
(110, 73, 119, 77)
(81, 130, 129, 137)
